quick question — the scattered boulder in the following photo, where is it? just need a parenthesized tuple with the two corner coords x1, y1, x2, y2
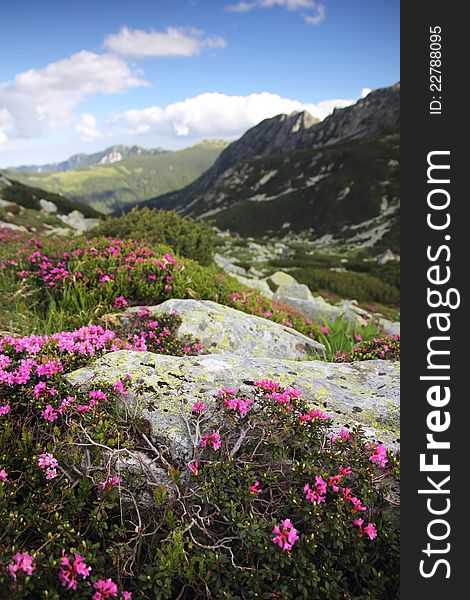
(378, 318, 400, 337)
(67, 351, 400, 463)
(58, 210, 99, 232)
(122, 299, 324, 360)
(0, 221, 27, 232)
(377, 248, 399, 265)
(39, 198, 58, 214)
(274, 282, 315, 302)
(213, 253, 248, 277)
(267, 270, 297, 289)
(229, 273, 274, 298)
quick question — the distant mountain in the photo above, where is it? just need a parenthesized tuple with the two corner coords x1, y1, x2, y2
(138, 84, 400, 252)
(11, 145, 168, 173)
(6, 140, 229, 214)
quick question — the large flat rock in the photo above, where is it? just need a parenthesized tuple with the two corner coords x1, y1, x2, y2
(123, 299, 324, 360)
(68, 352, 400, 462)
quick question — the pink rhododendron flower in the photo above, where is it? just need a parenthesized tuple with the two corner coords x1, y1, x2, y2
(41, 405, 59, 422)
(46, 468, 58, 480)
(38, 453, 58, 469)
(93, 578, 118, 599)
(304, 476, 327, 505)
(0, 403, 10, 415)
(320, 326, 329, 335)
(113, 296, 128, 309)
(369, 443, 388, 468)
(250, 481, 262, 494)
(8, 552, 36, 580)
(272, 518, 299, 551)
(188, 461, 199, 476)
(354, 333, 362, 342)
(0, 468, 8, 481)
(122, 593, 132, 600)
(90, 389, 107, 402)
(98, 476, 121, 490)
(59, 551, 91, 590)
(192, 402, 206, 413)
(332, 429, 351, 443)
(199, 431, 222, 450)
(364, 523, 378, 540)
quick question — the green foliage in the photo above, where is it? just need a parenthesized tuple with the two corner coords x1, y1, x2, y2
(293, 267, 400, 305)
(94, 208, 215, 265)
(311, 317, 381, 361)
(336, 336, 400, 363)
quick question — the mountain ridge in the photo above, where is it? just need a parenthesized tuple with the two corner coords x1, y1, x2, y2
(137, 83, 400, 217)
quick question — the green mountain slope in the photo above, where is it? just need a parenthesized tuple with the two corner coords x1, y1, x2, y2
(138, 84, 400, 252)
(201, 128, 399, 253)
(7, 140, 228, 214)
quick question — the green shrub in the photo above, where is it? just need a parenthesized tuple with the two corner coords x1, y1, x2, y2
(93, 208, 215, 265)
(293, 268, 400, 305)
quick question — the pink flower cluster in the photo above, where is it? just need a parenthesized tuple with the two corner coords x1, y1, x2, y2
(191, 402, 206, 413)
(59, 551, 91, 590)
(8, 552, 36, 580)
(368, 442, 388, 468)
(0, 468, 8, 481)
(272, 518, 299, 551)
(298, 408, 329, 423)
(37, 452, 58, 480)
(354, 519, 378, 540)
(331, 429, 351, 443)
(98, 476, 121, 491)
(250, 481, 262, 494)
(218, 387, 253, 416)
(199, 431, 222, 451)
(304, 476, 327, 505)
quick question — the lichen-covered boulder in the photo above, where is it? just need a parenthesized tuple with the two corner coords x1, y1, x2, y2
(123, 299, 324, 359)
(274, 282, 315, 301)
(267, 271, 297, 289)
(67, 351, 400, 462)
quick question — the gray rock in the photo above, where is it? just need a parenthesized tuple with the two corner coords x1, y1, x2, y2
(229, 273, 274, 298)
(58, 210, 99, 232)
(378, 318, 400, 337)
(0, 221, 27, 232)
(274, 283, 314, 302)
(267, 271, 297, 289)
(213, 253, 247, 277)
(377, 248, 399, 265)
(0, 176, 12, 186)
(39, 198, 58, 213)
(67, 352, 400, 463)
(123, 299, 324, 360)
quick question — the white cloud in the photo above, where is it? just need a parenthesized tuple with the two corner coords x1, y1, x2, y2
(0, 108, 12, 146)
(0, 51, 146, 140)
(226, 0, 326, 24)
(103, 26, 226, 58)
(302, 4, 325, 25)
(110, 91, 355, 139)
(76, 113, 103, 142)
(361, 87, 372, 98)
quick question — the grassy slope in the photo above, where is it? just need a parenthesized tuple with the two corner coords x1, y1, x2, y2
(0, 177, 100, 218)
(7, 141, 228, 214)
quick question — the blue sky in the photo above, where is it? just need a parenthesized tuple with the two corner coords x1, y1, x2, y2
(0, 0, 399, 167)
